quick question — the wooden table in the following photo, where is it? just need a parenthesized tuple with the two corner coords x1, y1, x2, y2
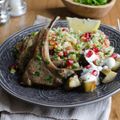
(0, 0, 120, 119)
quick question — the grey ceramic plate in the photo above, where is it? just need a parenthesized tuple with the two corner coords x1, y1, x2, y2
(0, 20, 120, 107)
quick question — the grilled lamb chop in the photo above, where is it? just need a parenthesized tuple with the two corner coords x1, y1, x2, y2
(21, 18, 63, 87)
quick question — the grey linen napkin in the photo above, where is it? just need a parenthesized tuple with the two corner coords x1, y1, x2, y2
(0, 15, 112, 120)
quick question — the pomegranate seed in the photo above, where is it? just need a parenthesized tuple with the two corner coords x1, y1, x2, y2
(85, 32, 91, 38)
(93, 47, 99, 53)
(85, 64, 91, 69)
(66, 59, 74, 67)
(91, 70, 98, 76)
(63, 51, 68, 57)
(81, 32, 91, 42)
(86, 50, 93, 58)
(111, 53, 118, 59)
(58, 51, 63, 57)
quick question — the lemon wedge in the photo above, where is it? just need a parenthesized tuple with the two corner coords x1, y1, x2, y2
(67, 17, 101, 33)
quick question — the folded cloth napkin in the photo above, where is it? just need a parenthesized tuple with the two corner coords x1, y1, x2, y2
(0, 15, 112, 120)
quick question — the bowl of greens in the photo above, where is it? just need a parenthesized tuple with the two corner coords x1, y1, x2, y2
(62, 0, 116, 18)
(74, 0, 109, 6)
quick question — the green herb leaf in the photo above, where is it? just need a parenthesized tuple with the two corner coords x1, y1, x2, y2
(13, 47, 19, 58)
(33, 71, 40, 76)
(97, 0, 107, 4)
(72, 63, 80, 69)
(52, 54, 58, 60)
(36, 54, 42, 61)
(44, 75, 53, 83)
(45, 59, 50, 65)
(36, 54, 42, 64)
(31, 32, 38, 36)
(73, 0, 108, 5)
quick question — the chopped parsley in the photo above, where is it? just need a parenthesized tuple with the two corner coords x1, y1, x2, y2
(33, 71, 40, 77)
(72, 63, 79, 69)
(44, 75, 53, 83)
(13, 47, 19, 59)
(45, 59, 50, 65)
(31, 32, 38, 36)
(75, 44, 81, 50)
(36, 54, 42, 64)
(52, 54, 58, 60)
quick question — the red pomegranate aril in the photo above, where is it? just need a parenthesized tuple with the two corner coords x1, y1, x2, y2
(85, 64, 91, 69)
(81, 32, 91, 42)
(111, 53, 118, 59)
(85, 32, 91, 38)
(66, 59, 74, 67)
(86, 50, 93, 58)
(63, 51, 68, 57)
(91, 70, 98, 76)
(93, 47, 99, 53)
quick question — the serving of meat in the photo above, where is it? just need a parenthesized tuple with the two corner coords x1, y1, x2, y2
(14, 17, 62, 87)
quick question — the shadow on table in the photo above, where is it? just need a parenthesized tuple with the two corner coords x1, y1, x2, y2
(45, 7, 82, 18)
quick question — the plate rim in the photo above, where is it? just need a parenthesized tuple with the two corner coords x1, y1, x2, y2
(0, 21, 120, 107)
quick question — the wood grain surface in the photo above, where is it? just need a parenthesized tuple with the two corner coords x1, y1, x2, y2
(0, 0, 120, 119)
